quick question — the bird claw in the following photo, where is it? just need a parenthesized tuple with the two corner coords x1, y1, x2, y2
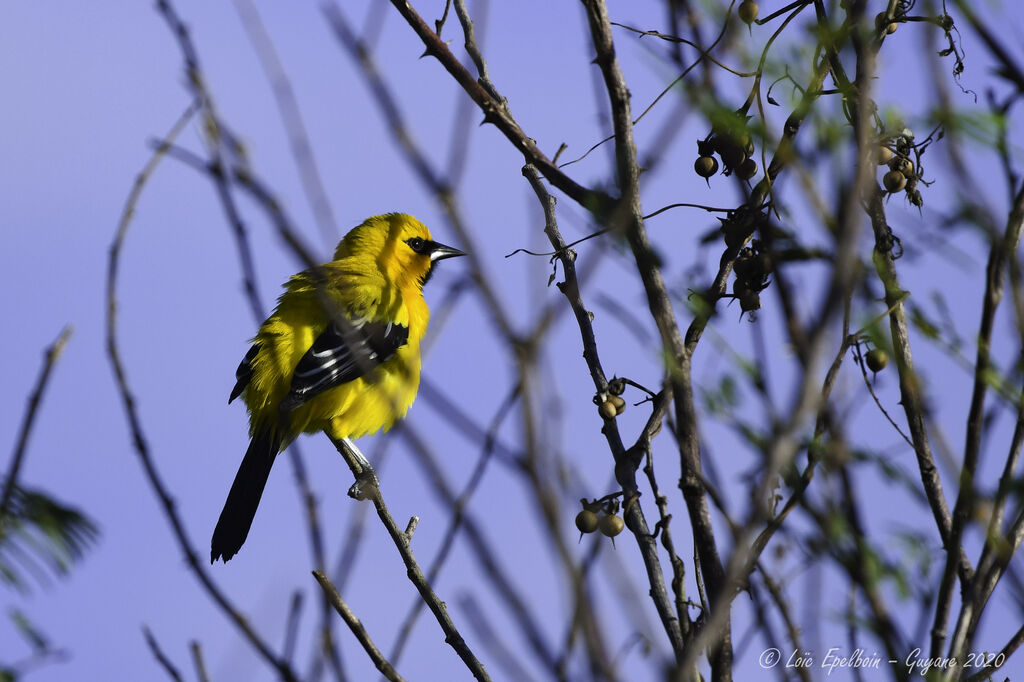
(347, 469, 380, 501)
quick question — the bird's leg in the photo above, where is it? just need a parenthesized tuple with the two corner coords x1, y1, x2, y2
(328, 435, 380, 501)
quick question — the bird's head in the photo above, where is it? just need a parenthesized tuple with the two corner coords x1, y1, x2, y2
(334, 213, 465, 289)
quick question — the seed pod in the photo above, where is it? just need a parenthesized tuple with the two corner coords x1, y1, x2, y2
(599, 400, 618, 420)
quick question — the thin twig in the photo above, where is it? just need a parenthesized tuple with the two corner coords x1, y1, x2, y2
(234, 0, 340, 247)
(940, 181, 1024, 666)
(458, 593, 536, 682)
(0, 326, 73, 523)
(328, 437, 492, 681)
(398, 423, 562, 675)
(190, 641, 211, 682)
(522, 164, 685, 660)
(313, 571, 405, 682)
(107, 100, 299, 682)
(143, 627, 183, 682)
(963, 624, 1024, 682)
(389, 385, 521, 667)
(382, 0, 605, 211)
(282, 590, 304, 665)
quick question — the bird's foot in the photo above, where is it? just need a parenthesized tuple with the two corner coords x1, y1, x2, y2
(347, 469, 380, 501)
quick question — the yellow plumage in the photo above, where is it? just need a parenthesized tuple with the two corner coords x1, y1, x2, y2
(211, 213, 463, 562)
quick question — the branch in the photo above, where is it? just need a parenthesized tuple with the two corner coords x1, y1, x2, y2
(397, 422, 563, 676)
(388, 385, 526, 667)
(312, 571, 405, 682)
(190, 641, 211, 682)
(0, 326, 73, 523)
(963, 624, 1024, 682)
(522, 164, 685, 661)
(143, 627, 183, 682)
(940, 181, 1024, 665)
(328, 437, 492, 681)
(234, 0, 340, 247)
(383, 0, 604, 211)
(107, 102, 299, 682)
(578, 0, 731, 674)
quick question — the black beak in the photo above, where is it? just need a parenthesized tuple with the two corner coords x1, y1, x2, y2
(428, 241, 466, 262)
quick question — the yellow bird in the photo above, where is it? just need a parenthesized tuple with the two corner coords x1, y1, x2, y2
(211, 213, 464, 562)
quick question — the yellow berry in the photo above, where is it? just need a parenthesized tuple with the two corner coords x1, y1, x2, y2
(883, 170, 906, 193)
(599, 514, 625, 537)
(738, 1, 759, 26)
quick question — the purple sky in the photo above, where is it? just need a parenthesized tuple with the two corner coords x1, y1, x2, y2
(3, 1, 1023, 680)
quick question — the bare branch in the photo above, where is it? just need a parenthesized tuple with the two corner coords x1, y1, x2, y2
(1, 326, 73, 523)
(328, 437, 492, 681)
(312, 570, 405, 682)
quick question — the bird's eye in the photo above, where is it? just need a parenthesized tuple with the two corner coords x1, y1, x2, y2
(406, 237, 426, 253)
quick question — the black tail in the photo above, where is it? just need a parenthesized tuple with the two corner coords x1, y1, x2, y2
(211, 430, 279, 563)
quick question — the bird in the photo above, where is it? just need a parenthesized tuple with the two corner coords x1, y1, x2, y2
(211, 213, 465, 563)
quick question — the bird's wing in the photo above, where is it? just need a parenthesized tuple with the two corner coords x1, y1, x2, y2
(279, 319, 409, 413)
(229, 343, 261, 404)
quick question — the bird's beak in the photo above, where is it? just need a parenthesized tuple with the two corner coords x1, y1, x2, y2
(428, 241, 467, 262)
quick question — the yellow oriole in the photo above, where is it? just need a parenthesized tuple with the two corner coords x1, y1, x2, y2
(211, 213, 464, 562)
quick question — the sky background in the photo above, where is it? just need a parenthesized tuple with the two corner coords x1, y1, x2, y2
(2, 1, 1023, 681)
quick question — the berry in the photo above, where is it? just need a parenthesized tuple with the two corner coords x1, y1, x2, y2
(883, 170, 907, 193)
(866, 348, 889, 372)
(576, 510, 599, 534)
(599, 514, 625, 537)
(695, 155, 719, 178)
(738, 1, 759, 26)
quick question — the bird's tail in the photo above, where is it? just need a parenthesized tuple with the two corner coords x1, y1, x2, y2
(211, 429, 280, 563)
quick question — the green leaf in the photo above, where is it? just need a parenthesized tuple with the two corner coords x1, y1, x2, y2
(9, 609, 48, 652)
(0, 482, 99, 592)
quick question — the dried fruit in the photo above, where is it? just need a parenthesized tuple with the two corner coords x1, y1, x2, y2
(599, 400, 618, 420)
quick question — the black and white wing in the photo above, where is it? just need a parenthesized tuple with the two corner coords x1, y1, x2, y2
(279, 320, 409, 413)
(229, 343, 261, 404)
